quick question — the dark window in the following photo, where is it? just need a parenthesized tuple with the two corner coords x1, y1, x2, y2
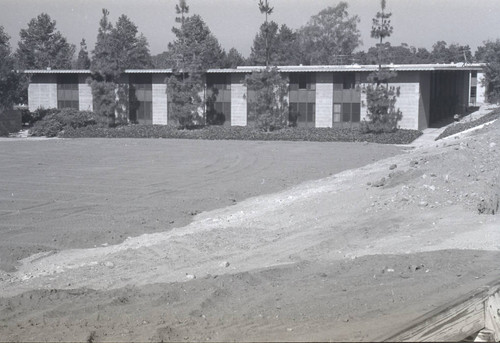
(129, 74, 152, 124)
(289, 73, 316, 127)
(470, 86, 477, 98)
(57, 75, 79, 110)
(333, 73, 361, 125)
(207, 74, 231, 125)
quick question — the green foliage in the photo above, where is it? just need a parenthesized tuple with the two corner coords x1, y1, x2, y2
(16, 13, 75, 69)
(61, 124, 422, 145)
(435, 109, 500, 140)
(89, 9, 152, 126)
(30, 108, 106, 137)
(298, 2, 361, 65)
(474, 40, 500, 103)
(166, 74, 204, 128)
(169, 14, 225, 71)
(249, 22, 301, 66)
(89, 80, 117, 126)
(23, 107, 59, 125)
(363, 0, 402, 133)
(224, 48, 246, 68)
(362, 81, 402, 133)
(0, 26, 23, 110)
(76, 39, 91, 69)
(244, 67, 289, 131)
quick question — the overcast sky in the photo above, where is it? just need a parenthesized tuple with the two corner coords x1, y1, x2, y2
(1, 0, 500, 57)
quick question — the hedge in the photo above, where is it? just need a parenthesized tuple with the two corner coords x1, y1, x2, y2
(60, 124, 422, 144)
(435, 109, 500, 141)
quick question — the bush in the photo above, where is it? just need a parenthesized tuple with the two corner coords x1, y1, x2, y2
(23, 108, 59, 126)
(61, 124, 422, 144)
(29, 108, 107, 137)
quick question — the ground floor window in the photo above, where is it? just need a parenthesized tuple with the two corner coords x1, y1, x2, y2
(206, 74, 231, 126)
(289, 73, 316, 127)
(129, 74, 152, 124)
(333, 73, 360, 126)
(57, 75, 79, 110)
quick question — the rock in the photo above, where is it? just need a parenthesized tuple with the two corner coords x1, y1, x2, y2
(186, 274, 196, 280)
(220, 261, 230, 268)
(418, 201, 428, 207)
(389, 164, 397, 170)
(410, 160, 418, 167)
(104, 261, 114, 268)
(477, 193, 499, 215)
(372, 177, 386, 187)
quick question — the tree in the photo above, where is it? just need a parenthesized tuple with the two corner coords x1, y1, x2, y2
(249, 22, 301, 66)
(16, 13, 75, 69)
(90, 9, 152, 125)
(475, 40, 500, 102)
(298, 2, 361, 65)
(258, 0, 274, 67)
(224, 47, 245, 68)
(166, 1, 226, 127)
(113, 15, 152, 69)
(363, 0, 402, 133)
(430, 41, 472, 64)
(245, 67, 288, 131)
(0, 26, 24, 110)
(76, 39, 91, 69)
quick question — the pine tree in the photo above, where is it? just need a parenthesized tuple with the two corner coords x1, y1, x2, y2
(76, 39, 91, 69)
(0, 26, 23, 110)
(16, 13, 75, 69)
(363, 0, 402, 133)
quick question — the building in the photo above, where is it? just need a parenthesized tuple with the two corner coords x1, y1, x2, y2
(25, 63, 485, 130)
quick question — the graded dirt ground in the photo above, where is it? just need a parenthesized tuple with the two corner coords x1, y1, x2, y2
(0, 122, 499, 342)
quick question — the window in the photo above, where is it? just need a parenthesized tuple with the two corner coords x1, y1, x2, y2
(207, 74, 231, 125)
(333, 73, 361, 125)
(129, 74, 152, 124)
(289, 73, 316, 127)
(57, 75, 79, 110)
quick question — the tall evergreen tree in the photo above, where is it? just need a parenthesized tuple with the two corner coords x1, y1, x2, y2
(90, 9, 152, 125)
(363, 0, 402, 133)
(76, 38, 91, 69)
(224, 47, 245, 68)
(0, 26, 23, 110)
(16, 13, 75, 69)
(258, 0, 274, 67)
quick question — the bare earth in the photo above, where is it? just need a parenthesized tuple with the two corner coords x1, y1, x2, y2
(0, 122, 499, 342)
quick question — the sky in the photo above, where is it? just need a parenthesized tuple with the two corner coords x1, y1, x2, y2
(1, 0, 500, 58)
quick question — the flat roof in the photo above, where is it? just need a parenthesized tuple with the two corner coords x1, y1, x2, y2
(23, 69, 173, 74)
(208, 63, 485, 73)
(23, 63, 484, 75)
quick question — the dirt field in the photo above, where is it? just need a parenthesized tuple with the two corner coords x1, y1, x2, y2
(0, 122, 499, 341)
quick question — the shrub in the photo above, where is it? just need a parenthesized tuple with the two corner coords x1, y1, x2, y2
(362, 70, 403, 133)
(29, 108, 106, 137)
(23, 108, 59, 126)
(61, 124, 422, 144)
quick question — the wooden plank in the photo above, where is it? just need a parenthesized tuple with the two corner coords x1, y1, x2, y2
(474, 329, 496, 342)
(484, 291, 500, 341)
(380, 280, 500, 342)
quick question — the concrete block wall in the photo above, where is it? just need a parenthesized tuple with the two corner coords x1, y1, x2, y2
(231, 73, 247, 126)
(315, 72, 333, 128)
(360, 72, 421, 130)
(152, 74, 168, 125)
(78, 74, 93, 111)
(28, 74, 57, 111)
(477, 72, 486, 104)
